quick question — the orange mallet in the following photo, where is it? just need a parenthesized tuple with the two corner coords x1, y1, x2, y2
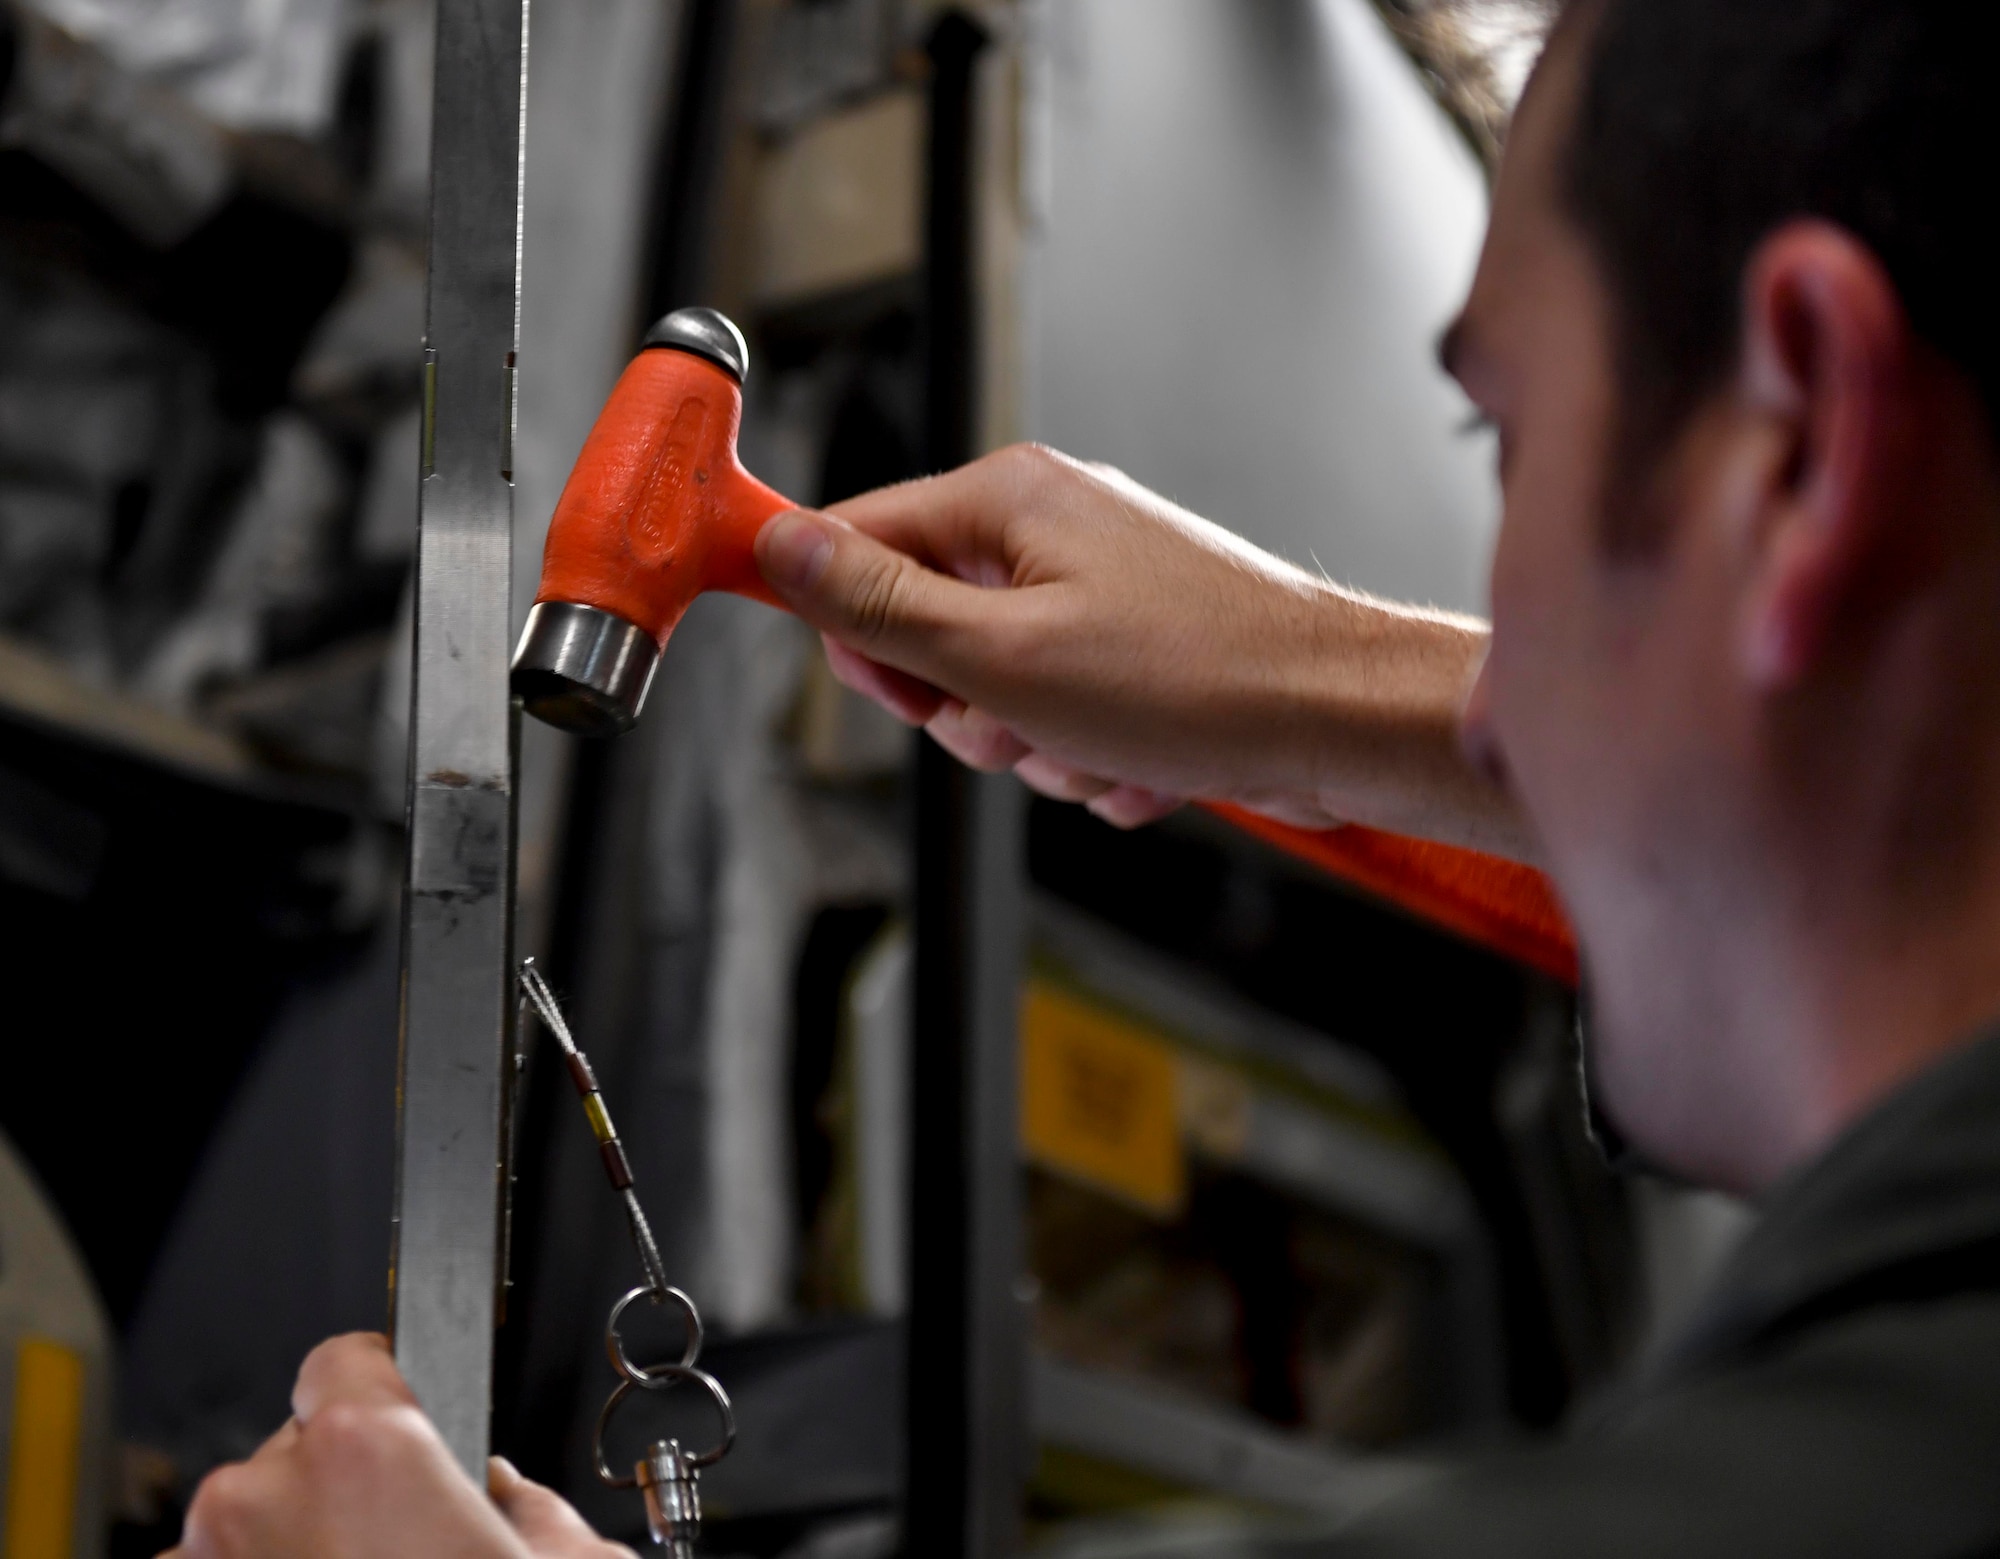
(512, 308, 790, 735)
(513, 307, 1578, 980)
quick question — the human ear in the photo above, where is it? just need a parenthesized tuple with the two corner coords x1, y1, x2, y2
(1734, 222, 1922, 690)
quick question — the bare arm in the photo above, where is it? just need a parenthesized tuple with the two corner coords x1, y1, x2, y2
(754, 444, 1532, 862)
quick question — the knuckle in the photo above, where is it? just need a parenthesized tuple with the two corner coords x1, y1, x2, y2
(1009, 440, 1060, 466)
(994, 441, 1063, 490)
(184, 1469, 223, 1525)
(304, 1401, 422, 1474)
(308, 1400, 376, 1449)
(946, 728, 1008, 772)
(185, 1466, 251, 1554)
(511, 1482, 567, 1522)
(848, 555, 913, 644)
(968, 737, 1013, 772)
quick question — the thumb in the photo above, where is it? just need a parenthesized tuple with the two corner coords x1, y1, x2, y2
(491, 1458, 630, 1556)
(756, 509, 986, 679)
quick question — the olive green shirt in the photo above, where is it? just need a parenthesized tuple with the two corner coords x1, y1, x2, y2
(1201, 1025, 2000, 1557)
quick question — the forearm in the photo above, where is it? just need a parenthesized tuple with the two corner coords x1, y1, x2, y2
(1224, 581, 1534, 862)
(758, 449, 1536, 859)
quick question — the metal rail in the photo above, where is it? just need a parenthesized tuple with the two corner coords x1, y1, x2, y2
(904, 16, 1029, 1559)
(390, 0, 530, 1477)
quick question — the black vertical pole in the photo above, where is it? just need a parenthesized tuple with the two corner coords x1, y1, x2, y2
(905, 13, 1026, 1559)
(922, 10, 987, 474)
(642, 0, 743, 318)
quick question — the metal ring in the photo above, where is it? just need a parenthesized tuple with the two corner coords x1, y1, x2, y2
(591, 1364, 737, 1486)
(592, 1379, 644, 1490)
(606, 1284, 703, 1385)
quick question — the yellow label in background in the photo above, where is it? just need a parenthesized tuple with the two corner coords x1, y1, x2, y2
(1021, 983, 1184, 1217)
(5, 1336, 84, 1559)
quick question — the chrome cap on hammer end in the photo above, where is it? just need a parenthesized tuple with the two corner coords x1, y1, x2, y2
(641, 307, 749, 382)
(511, 601, 659, 737)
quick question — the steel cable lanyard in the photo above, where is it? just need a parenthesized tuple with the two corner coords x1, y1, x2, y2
(519, 961, 736, 1555)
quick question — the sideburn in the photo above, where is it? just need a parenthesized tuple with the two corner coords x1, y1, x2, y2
(1595, 365, 1727, 558)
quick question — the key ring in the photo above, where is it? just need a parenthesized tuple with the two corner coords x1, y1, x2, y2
(592, 1364, 737, 1487)
(606, 1283, 705, 1385)
(518, 959, 738, 1546)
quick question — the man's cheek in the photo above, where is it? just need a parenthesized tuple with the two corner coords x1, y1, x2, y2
(1486, 475, 1554, 629)
(1459, 659, 1508, 792)
(1481, 602, 1587, 849)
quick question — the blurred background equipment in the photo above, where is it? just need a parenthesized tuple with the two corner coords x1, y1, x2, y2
(0, 1, 1755, 1557)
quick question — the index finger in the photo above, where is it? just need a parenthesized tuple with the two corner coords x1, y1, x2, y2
(824, 472, 980, 574)
(291, 1333, 417, 1423)
(826, 446, 1069, 578)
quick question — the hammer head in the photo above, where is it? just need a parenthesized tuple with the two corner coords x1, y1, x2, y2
(511, 307, 790, 736)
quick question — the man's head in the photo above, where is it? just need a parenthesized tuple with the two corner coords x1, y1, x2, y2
(1572, 0, 2000, 543)
(1451, 1, 2000, 1192)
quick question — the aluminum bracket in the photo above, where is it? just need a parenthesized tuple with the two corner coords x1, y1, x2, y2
(391, 0, 530, 1477)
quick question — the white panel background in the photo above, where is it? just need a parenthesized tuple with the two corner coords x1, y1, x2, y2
(1023, 0, 1498, 615)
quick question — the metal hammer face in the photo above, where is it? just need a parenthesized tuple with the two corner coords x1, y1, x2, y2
(511, 308, 792, 736)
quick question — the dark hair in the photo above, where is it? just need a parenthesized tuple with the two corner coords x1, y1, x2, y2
(1564, 0, 1998, 493)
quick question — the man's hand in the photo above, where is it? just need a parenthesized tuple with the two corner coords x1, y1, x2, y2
(756, 445, 1524, 855)
(166, 1334, 631, 1559)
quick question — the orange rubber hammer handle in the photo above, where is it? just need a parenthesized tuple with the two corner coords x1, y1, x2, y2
(534, 346, 789, 646)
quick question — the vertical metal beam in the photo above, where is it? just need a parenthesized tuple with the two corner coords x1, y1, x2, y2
(391, 0, 529, 1478)
(906, 755, 1027, 1559)
(639, 0, 743, 321)
(905, 15, 1027, 1559)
